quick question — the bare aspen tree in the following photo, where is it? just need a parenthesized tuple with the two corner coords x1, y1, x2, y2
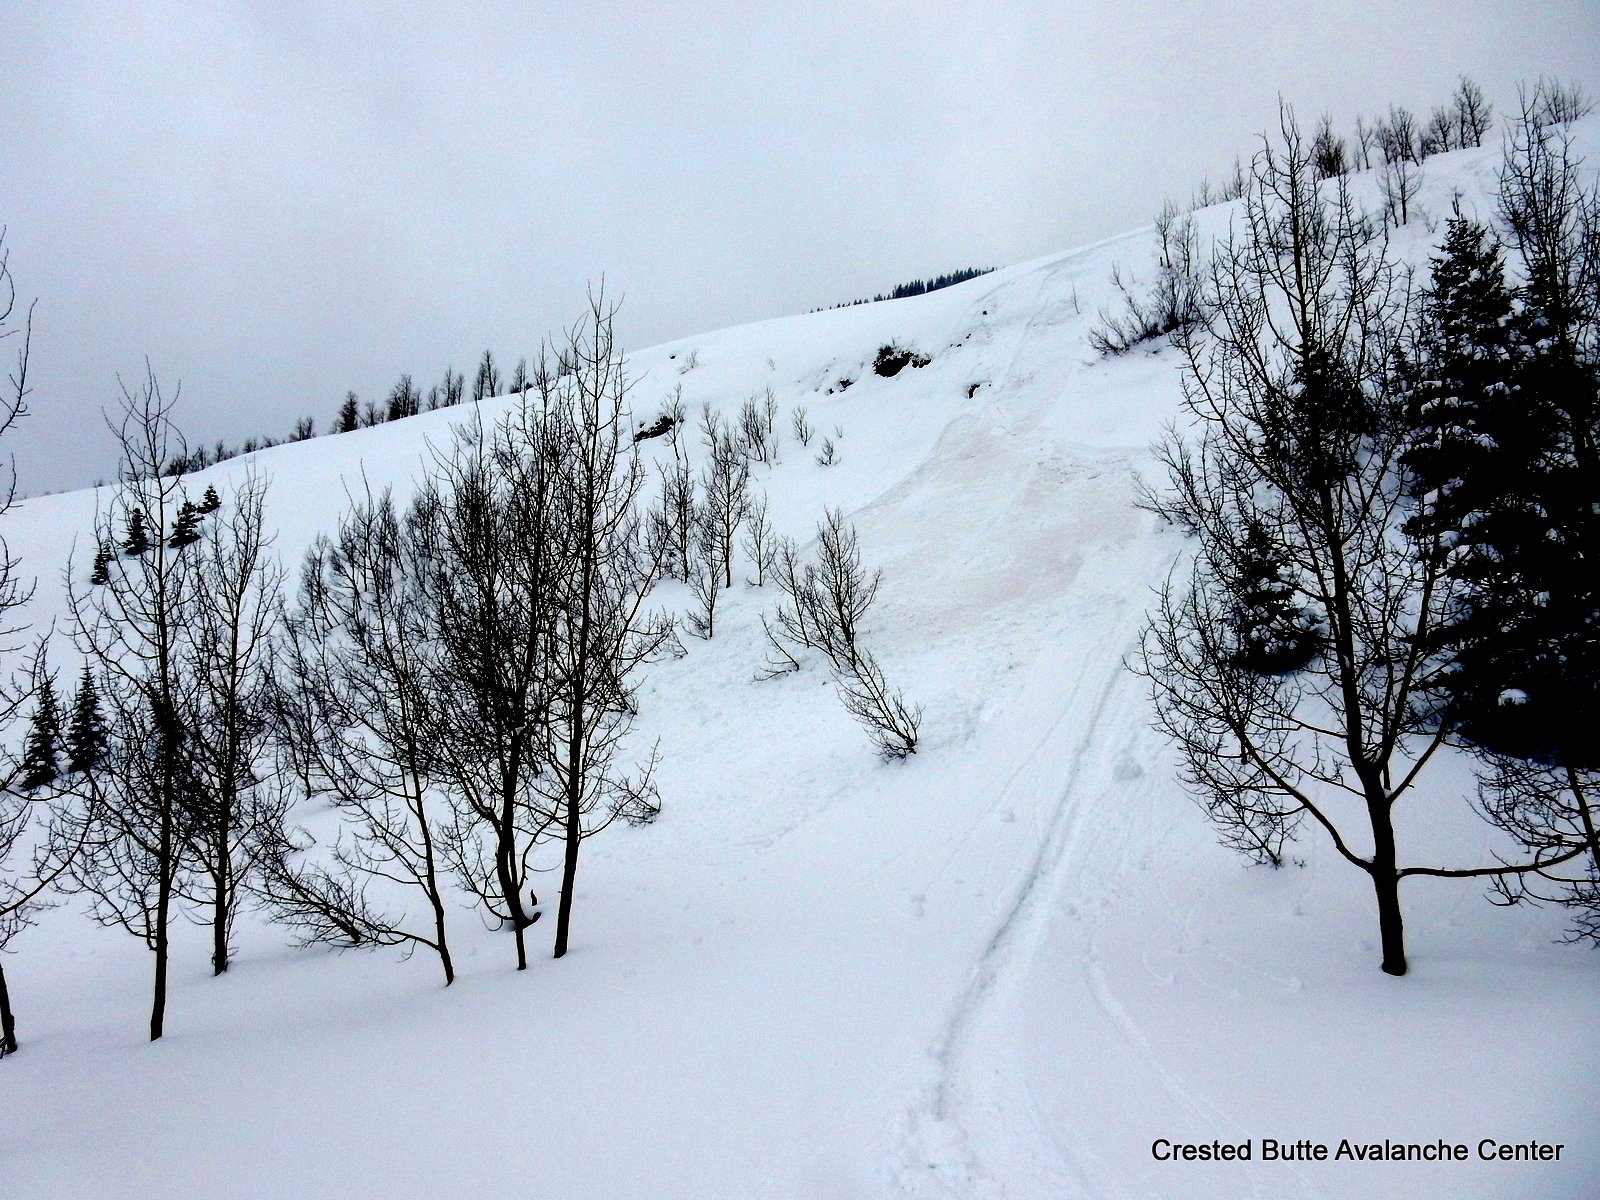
(1528, 77, 1592, 128)
(737, 387, 780, 465)
(0, 229, 42, 1055)
(791, 405, 814, 447)
(264, 488, 456, 985)
(699, 415, 751, 589)
(1453, 76, 1493, 148)
(742, 491, 776, 586)
(763, 509, 920, 758)
(1420, 106, 1456, 159)
(1499, 83, 1600, 348)
(1089, 203, 1199, 356)
(1352, 115, 1374, 171)
(474, 349, 502, 403)
(176, 471, 284, 976)
(686, 510, 724, 639)
(64, 369, 199, 1039)
(1378, 104, 1419, 164)
(0, 452, 81, 1058)
(539, 293, 677, 959)
(647, 422, 696, 583)
(1380, 157, 1422, 228)
(408, 395, 563, 971)
(0, 247, 96, 1054)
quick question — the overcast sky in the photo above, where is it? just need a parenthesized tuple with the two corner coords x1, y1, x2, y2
(4, 1, 1598, 494)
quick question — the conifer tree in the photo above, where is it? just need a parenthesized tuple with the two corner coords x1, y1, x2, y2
(19, 674, 62, 792)
(167, 500, 202, 549)
(89, 540, 113, 586)
(335, 391, 360, 434)
(121, 507, 151, 555)
(66, 665, 108, 774)
(197, 484, 222, 515)
(1401, 218, 1531, 542)
(1225, 517, 1322, 675)
(1437, 83, 1600, 943)
(1401, 216, 1584, 759)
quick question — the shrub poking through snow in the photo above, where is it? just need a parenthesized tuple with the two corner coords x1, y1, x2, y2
(872, 344, 932, 377)
(762, 509, 921, 759)
(1087, 201, 1200, 356)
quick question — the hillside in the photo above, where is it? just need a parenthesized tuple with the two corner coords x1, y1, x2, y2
(3, 126, 1598, 1200)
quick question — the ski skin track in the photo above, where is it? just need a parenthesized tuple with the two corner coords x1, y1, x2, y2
(891, 566, 1156, 1199)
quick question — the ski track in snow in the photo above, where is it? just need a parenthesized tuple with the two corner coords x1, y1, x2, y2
(884, 261, 1160, 1195)
(885, 250, 1318, 1197)
(894, 617, 1137, 1198)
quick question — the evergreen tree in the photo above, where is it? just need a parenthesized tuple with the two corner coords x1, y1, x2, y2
(336, 391, 360, 434)
(1226, 517, 1322, 675)
(1404, 217, 1600, 766)
(89, 539, 114, 586)
(167, 500, 203, 549)
(1461, 83, 1600, 941)
(122, 507, 152, 555)
(66, 666, 109, 774)
(19, 675, 63, 792)
(197, 484, 222, 515)
(1446, 301, 1600, 765)
(1401, 218, 1533, 550)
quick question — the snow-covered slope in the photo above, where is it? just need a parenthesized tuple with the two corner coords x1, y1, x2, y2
(4, 130, 1598, 1200)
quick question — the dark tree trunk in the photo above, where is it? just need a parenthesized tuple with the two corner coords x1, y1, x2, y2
(212, 785, 232, 976)
(211, 889, 229, 976)
(151, 871, 171, 1041)
(153, 732, 175, 1040)
(554, 747, 582, 959)
(433, 896, 455, 987)
(1367, 809, 1407, 976)
(417, 789, 454, 987)
(496, 782, 530, 972)
(0, 957, 18, 1056)
(554, 835, 579, 959)
(211, 840, 230, 976)
(554, 710, 584, 960)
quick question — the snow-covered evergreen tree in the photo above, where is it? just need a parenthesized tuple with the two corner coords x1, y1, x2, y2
(66, 665, 109, 775)
(121, 507, 151, 555)
(19, 674, 63, 792)
(89, 539, 113, 585)
(1225, 517, 1322, 675)
(167, 499, 202, 549)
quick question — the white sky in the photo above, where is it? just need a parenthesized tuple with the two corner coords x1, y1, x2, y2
(4, 1, 1598, 493)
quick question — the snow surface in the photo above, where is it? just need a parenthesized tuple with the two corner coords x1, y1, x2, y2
(3, 129, 1598, 1199)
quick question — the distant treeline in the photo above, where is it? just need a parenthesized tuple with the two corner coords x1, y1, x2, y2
(817, 267, 994, 312)
(158, 349, 524, 478)
(161, 269, 993, 480)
